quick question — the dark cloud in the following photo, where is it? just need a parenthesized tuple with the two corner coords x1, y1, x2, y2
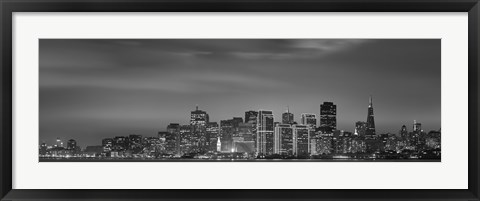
(39, 39, 440, 147)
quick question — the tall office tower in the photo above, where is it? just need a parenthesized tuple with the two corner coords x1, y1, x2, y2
(206, 122, 219, 152)
(190, 105, 209, 126)
(274, 124, 293, 155)
(244, 110, 258, 151)
(355, 121, 367, 136)
(102, 138, 114, 152)
(190, 106, 209, 151)
(365, 96, 376, 138)
(282, 107, 294, 124)
(234, 123, 256, 153)
(257, 110, 274, 155)
(413, 120, 422, 132)
(179, 125, 193, 154)
(245, 110, 258, 123)
(301, 113, 317, 128)
(66, 139, 77, 150)
(220, 117, 243, 152)
(319, 102, 337, 134)
(293, 125, 309, 157)
(166, 123, 180, 154)
(400, 125, 408, 140)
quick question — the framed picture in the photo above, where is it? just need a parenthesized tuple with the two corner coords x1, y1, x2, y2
(1, 0, 479, 200)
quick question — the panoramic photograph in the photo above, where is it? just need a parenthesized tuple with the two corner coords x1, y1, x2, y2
(39, 39, 441, 161)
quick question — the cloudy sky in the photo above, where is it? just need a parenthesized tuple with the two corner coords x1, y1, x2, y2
(39, 39, 440, 147)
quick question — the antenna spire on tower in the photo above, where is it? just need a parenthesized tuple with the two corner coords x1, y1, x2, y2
(369, 95, 373, 107)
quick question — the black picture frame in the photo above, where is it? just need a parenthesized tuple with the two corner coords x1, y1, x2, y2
(1, 0, 479, 200)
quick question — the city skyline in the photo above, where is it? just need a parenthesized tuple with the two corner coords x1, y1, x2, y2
(40, 39, 441, 147)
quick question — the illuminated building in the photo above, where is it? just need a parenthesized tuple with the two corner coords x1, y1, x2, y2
(157, 131, 167, 143)
(245, 110, 258, 124)
(293, 125, 309, 157)
(66, 139, 77, 150)
(316, 136, 333, 155)
(166, 123, 180, 154)
(365, 96, 376, 139)
(190, 105, 209, 126)
(55, 137, 63, 148)
(129, 134, 143, 150)
(257, 110, 274, 155)
(274, 124, 293, 155)
(179, 125, 193, 154)
(319, 102, 336, 134)
(413, 120, 422, 132)
(113, 136, 128, 151)
(301, 113, 317, 128)
(244, 110, 258, 150)
(425, 130, 441, 149)
(206, 122, 219, 152)
(102, 138, 114, 152)
(282, 107, 294, 124)
(220, 119, 233, 152)
(216, 137, 221, 152)
(40, 143, 48, 155)
(355, 121, 367, 136)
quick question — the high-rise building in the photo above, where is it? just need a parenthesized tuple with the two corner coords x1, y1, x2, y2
(293, 125, 309, 157)
(274, 124, 293, 155)
(301, 113, 317, 128)
(102, 138, 114, 152)
(166, 123, 180, 154)
(220, 117, 242, 152)
(66, 139, 77, 150)
(245, 111, 258, 124)
(365, 96, 376, 138)
(400, 125, 408, 141)
(319, 102, 337, 134)
(413, 120, 422, 133)
(282, 107, 294, 124)
(257, 110, 274, 155)
(206, 122, 219, 152)
(190, 105, 209, 126)
(355, 121, 367, 136)
(55, 137, 63, 148)
(179, 125, 193, 154)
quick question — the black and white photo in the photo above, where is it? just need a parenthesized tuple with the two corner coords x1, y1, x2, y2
(39, 39, 441, 161)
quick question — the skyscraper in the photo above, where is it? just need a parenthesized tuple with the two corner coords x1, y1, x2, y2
(400, 125, 408, 141)
(413, 120, 422, 132)
(365, 96, 376, 138)
(319, 102, 337, 134)
(293, 124, 309, 157)
(257, 110, 274, 155)
(166, 123, 180, 154)
(206, 122, 219, 152)
(282, 107, 294, 124)
(245, 110, 258, 124)
(244, 110, 258, 150)
(190, 105, 209, 126)
(274, 124, 293, 155)
(66, 139, 77, 150)
(301, 113, 317, 128)
(355, 121, 367, 136)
